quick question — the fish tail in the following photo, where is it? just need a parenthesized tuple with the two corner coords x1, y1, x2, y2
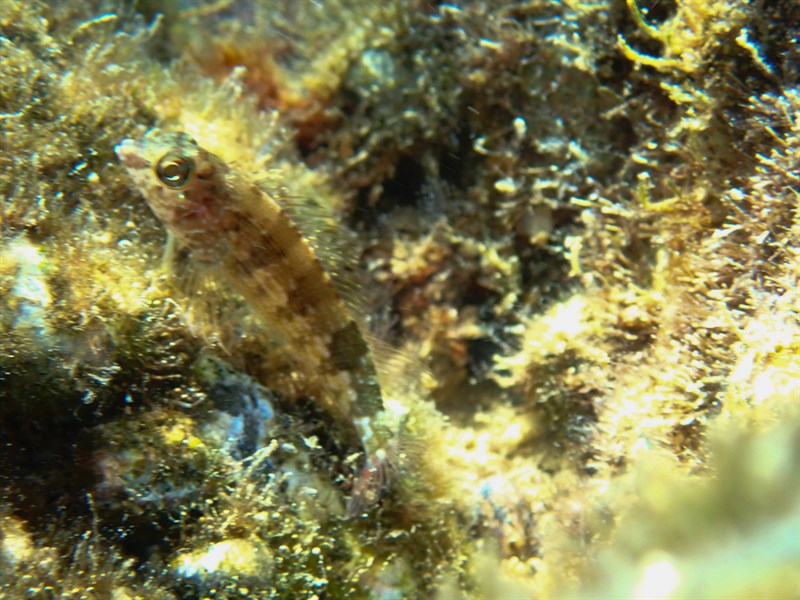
(345, 447, 395, 519)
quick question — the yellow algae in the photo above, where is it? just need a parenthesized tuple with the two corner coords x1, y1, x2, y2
(0, 0, 798, 598)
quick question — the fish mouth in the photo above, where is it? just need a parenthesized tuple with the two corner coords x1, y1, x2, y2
(114, 139, 150, 169)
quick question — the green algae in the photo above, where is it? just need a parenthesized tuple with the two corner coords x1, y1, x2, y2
(0, 0, 798, 598)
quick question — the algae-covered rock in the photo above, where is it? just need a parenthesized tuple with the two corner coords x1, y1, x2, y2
(1, 0, 798, 598)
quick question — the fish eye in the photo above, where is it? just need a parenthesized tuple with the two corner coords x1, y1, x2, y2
(155, 153, 195, 189)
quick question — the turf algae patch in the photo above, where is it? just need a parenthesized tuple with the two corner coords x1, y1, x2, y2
(1, 0, 799, 598)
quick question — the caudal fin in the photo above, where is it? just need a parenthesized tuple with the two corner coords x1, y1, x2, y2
(345, 452, 394, 519)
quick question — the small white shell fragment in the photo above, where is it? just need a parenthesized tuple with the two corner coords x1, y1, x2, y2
(513, 117, 527, 139)
(173, 538, 273, 581)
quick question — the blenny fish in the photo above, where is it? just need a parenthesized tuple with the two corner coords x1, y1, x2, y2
(116, 130, 394, 514)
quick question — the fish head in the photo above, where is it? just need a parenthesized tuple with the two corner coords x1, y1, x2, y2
(116, 130, 233, 259)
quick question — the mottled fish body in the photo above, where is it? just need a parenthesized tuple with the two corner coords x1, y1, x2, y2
(116, 131, 392, 512)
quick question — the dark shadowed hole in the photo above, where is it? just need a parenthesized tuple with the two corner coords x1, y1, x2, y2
(634, 0, 677, 25)
(466, 338, 503, 380)
(353, 155, 427, 228)
(381, 156, 426, 208)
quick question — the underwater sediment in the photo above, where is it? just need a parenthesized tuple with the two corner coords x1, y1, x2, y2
(0, 0, 798, 598)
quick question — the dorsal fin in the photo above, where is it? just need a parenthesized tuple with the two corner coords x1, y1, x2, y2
(368, 334, 434, 403)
